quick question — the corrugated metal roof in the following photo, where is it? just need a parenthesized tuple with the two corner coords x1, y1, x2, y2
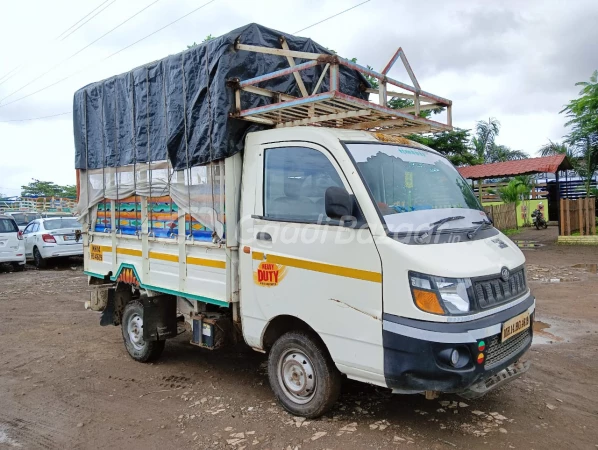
(457, 154, 572, 180)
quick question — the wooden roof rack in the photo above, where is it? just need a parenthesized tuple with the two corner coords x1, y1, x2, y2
(229, 38, 453, 136)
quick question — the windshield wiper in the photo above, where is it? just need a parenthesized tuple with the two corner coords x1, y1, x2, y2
(467, 219, 493, 239)
(415, 216, 465, 243)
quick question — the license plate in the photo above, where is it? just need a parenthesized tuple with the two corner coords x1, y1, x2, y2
(501, 311, 530, 342)
(90, 244, 103, 261)
(63, 235, 75, 241)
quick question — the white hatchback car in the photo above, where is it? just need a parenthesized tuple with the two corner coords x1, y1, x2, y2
(23, 217, 83, 268)
(0, 214, 26, 271)
(4, 211, 42, 231)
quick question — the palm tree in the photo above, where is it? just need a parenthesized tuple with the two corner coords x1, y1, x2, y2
(470, 118, 527, 163)
(471, 118, 500, 162)
(539, 139, 570, 157)
(486, 144, 528, 163)
(497, 176, 532, 206)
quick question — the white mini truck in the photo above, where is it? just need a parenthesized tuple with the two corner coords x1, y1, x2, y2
(78, 27, 533, 418)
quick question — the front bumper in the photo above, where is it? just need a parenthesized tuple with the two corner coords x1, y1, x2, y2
(382, 293, 534, 394)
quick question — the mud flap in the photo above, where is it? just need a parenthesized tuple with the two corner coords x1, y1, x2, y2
(459, 360, 530, 400)
(142, 295, 177, 341)
(99, 291, 115, 326)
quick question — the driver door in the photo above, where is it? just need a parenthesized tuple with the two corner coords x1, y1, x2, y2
(242, 143, 385, 383)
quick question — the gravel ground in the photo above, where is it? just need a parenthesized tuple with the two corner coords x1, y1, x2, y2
(0, 226, 597, 450)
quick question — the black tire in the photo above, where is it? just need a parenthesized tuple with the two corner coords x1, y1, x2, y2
(12, 263, 25, 272)
(268, 331, 341, 418)
(543, 221, 548, 229)
(535, 221, 541, 230)
(33, 247, 46, 269)
(121, 300, 165, 362)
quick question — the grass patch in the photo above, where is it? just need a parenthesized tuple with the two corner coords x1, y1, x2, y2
(501, 228, 520, 236)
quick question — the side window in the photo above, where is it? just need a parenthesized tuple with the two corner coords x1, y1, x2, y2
(31, 223, 40, 233)
(264, 147, 343, 222)
(23, 223, 34, 234)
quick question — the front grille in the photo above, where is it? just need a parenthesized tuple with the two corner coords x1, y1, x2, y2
(473, 268, 526, 309)
(484, 328, 531, 369)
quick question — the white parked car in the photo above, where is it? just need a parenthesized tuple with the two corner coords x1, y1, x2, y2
(4, 211, 42, 231)
(0, 214, 26, 271)
(22, 217, 83, 268)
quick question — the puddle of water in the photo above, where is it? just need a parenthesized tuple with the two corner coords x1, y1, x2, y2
(533, 320, 550, 332)
(513, 240, 544, 249)
(572, 263, 598, 274)
(532, 320, 563, 345)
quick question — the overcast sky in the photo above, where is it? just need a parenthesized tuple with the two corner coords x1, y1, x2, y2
(1, 0, 597, 196)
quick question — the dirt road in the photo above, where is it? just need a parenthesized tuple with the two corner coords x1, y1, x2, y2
(1, 227, 597, 449)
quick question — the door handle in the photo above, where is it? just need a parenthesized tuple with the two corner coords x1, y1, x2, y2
(256, 232, 272, 241)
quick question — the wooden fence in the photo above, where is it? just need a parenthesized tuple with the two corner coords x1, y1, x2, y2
(484, 203, 518, 231)
(560, 198, 596, 236)
(473, 180, 550, 203)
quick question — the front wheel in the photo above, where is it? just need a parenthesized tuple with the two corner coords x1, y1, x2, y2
(268, 331, 341, 418)
(535, 220, 541, 230)
(121, 300, 165, 362)
(542, 220, 548, 229)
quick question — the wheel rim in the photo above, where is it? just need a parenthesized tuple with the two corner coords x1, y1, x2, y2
(127, 313, 145, 351)
(277, 348, 317, 404)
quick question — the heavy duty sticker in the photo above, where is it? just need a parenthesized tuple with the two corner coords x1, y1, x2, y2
(254, 261, 287, 287)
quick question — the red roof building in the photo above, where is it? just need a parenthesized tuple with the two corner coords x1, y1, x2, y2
(457, 154, 572, 180)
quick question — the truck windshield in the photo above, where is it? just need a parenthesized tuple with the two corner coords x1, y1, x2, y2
(345, 143, 484, 233)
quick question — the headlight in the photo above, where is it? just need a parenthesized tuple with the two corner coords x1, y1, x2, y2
(409, 272, 473, 315)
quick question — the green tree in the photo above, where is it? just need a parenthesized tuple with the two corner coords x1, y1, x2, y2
(187, 34, 214, 49)
(408, 129, 477, 166)
(21, 179, 76, 198)
(561, 70, 598, 195)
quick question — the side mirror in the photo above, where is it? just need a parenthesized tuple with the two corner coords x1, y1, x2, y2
(325, 186, 353, 220)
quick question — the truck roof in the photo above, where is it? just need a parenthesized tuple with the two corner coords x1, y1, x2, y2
(245, 126, 439, 155)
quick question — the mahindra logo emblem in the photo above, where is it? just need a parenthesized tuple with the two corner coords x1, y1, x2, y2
(501, 267, 510, 282)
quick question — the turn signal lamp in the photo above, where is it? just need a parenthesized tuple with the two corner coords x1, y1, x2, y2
(477, 353, 485, 364)
(478, 340, 486, 352)
(412, 289, 444, 315)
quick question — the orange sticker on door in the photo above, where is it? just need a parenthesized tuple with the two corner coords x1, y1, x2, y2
(254, 261, 288, 287)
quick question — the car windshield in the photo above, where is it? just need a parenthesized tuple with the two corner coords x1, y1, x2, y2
(0, 218, 19, 233)
(345, 143, 485, 233)
(43, 218, 81, 230)
(11, 213, 41, 225)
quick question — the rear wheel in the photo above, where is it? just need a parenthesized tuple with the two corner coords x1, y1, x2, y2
(122, 300, 165, 362)
(268, 331, 341, 418)
(33, 247, 46, 269)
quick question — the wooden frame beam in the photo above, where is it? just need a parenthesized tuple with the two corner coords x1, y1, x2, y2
(280, 37, 309, 98)
(276, 109, 371, 128)
(235, 43, 323, 60)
